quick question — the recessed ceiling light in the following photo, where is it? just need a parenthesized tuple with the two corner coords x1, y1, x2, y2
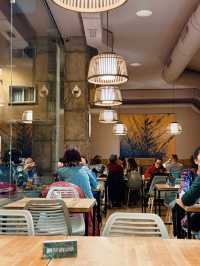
(130, 62, 142, 67)
(136, 10, 152, 17)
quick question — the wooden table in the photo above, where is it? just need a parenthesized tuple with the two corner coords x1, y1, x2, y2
(154, 184, 180, 217)
(49, 237, 200, 266)
(176, 198, 200, 239)
(0, 235, 63, 266)
(1, 236, 200, 266)
(3, 198, 96, 236)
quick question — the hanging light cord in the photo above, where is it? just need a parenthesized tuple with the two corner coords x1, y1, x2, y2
(106, 11, 114, 52)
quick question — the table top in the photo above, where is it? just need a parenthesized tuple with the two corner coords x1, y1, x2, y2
(0, 235, 55, 266)
(155, 184, 180, 191)
(3, 198, 96, 213)
(0, 236, 200, 266)
(176, 198, 200, 213)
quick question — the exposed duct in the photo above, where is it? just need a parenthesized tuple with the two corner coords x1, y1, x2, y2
(81, 13, 112, 51)
(163, 4, 200, 83)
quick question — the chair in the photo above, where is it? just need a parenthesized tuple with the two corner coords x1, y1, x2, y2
(148, 175, 168, 212)
(102, 212, 168, 239)
(47, 186, 85, 235)
(0, 209, 34, 235)
(126, 171, 142, 207)
(25, 199, 72, 236)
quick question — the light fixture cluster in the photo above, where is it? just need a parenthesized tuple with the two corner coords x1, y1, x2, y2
(54, 0, 128, 135)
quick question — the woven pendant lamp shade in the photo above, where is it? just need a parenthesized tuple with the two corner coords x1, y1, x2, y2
(99, 110, 118, 123)
(94, 86, 122, 106)
(52, 0, 127, 13)
(22, 110, 33, 124)
(88, 53, 128, 85)
(167, 122, 182, 135)
(113, 122, 127, 135)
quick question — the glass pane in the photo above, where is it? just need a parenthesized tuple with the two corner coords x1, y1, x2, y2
(24, 87, 35, 102)
(12, 88, 23, 103)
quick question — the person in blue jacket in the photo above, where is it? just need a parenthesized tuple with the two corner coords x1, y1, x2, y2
(57, 149, 93, 198)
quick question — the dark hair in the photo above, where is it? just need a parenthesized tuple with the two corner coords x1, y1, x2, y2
(154, 157, 162, 162)
(172, 154, 178, 162)
(81, 155, 88, 164)
(193, 146, 200, 161)
(190, 155, 198, 169)
(128, 157, 138, 171)
(109, 154, 118, 163)
(63, 149, 81, 167)
(119, 156, 127, 169)
(90, 155, 102, 165)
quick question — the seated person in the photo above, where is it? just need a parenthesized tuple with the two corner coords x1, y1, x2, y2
(90, 155, 106, 175)
(172, 146, 200, 236)
(81, 156, 97, 190)
(181, 175, 200, 232)
(163, 154, 183, 175)
(57, 149, 93, 198)
(127, 157, 138, 173)
(144, 157, 166, 181)
(23, 157, 37, 184)
(107, 154, 124, 207)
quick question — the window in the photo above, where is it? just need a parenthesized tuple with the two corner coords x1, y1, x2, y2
(10, 86, 36, 104)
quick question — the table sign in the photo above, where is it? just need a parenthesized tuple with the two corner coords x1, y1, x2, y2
(43, 240, 77, 259)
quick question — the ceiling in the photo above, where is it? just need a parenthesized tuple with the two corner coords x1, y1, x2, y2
(48, 0, 200, 90)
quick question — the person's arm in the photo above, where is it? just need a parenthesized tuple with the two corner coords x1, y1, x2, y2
(144, 166, 153, 179)
(84, 167, 97, 189)
(182, 176, 200, 206)
(79, 172, 94, 198)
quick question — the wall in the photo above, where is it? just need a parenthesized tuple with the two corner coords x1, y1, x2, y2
(90, 105, 200, 159)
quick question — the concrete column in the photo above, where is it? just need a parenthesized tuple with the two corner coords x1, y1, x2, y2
(64, 37, 91, 157)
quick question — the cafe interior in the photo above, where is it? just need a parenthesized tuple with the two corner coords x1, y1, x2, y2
(0, 0, 200, 265)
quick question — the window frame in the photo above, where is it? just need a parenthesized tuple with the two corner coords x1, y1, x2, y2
(9, 86, 37, 105)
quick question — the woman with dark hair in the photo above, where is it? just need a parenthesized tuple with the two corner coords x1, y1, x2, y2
(107, 154, 124, 207)
(57, 149, 93, 198)
(127, 157, 138, 172)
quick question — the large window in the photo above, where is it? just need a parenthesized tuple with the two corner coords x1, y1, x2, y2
(10, 86, 36, 104)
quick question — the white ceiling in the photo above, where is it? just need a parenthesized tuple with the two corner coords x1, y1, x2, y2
(48, 0, 200, 89)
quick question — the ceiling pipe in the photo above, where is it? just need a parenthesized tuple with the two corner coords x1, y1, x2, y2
(162, 4, 200, 83)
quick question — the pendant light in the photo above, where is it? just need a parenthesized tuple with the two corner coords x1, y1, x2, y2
(22, 110, 33, 124)
(167, 122, 182, 135)
(88, 52, 128, 85)
(88, 12, 128, 85)
(167, 84, 183, 135)
(99, 109, 118, 123)
(94, 86, 122, 106)
(113, 122, 128, 135)
(52, 0, 127, 13)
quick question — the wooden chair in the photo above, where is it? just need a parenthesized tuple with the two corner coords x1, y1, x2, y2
(25, 199, 72, 236)
(0, 209, 34, 235)
(102, 212, 168, 239)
